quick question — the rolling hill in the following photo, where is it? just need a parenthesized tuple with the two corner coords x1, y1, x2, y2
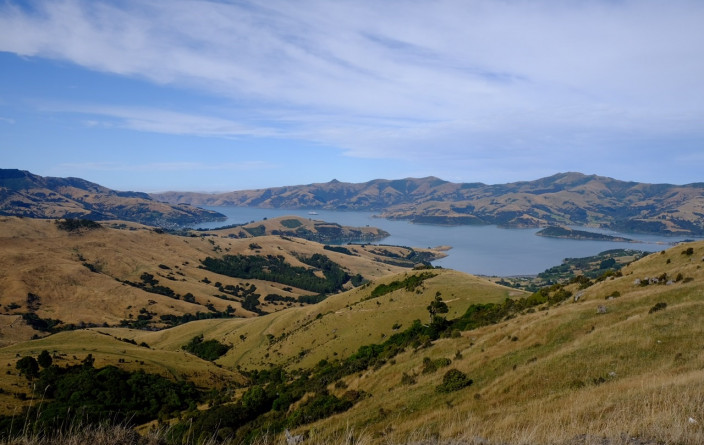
(0, 169, 225, 227)
(153, 172, 704, 235)
(0, 215, 442, 344)
(1, 214, 702, 443)
(216, 214, 390, 243)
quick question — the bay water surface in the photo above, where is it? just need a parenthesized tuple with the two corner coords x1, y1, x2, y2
(195, 207, 692, 276)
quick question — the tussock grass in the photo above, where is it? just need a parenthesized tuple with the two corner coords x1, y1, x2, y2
(0, 423, 375, 445)
(301, 241, 704, 445)
(0, 423, 147, 445)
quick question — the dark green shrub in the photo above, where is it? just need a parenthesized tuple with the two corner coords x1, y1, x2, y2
(287, 393, 352, 427)
(605, 291, 620, 299)
(16, 356, 39, 379)
(324, 245, 354, 255)
(436, 368, 472, 393)
(422, 357, 452, 374)
(244, 225, 266, 236)
(37, 350, 52, 369)
(649, 302, 667, 314)
(369, 272, 437, 299)
(201, 254, 348, 294)
(55, 218, 101, 232)
(350, 273, 366, 286)
(21, 313, 62, 332)
(281, 219, 303, 228)
(183, 335, 230, 361)
(401, 372, 416, 385)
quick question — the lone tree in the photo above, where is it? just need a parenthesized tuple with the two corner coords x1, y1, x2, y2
(37, 350, 52, 369)
(16, 356, 39, 380)
(427, 293, 449, 324)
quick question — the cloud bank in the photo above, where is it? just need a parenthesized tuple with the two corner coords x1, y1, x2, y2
(1, 0, 703, 177)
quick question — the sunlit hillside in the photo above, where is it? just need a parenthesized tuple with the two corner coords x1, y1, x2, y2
(298, 241, 704, 444)
(0, 216, 443, 343)
(106, 268, 523, 370)
(1, 215, 703, 444)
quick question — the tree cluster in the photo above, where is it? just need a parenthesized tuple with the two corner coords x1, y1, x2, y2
(3, 352, 201, 436)
(369, 272, 437, 299)
(183, 335, 231, 361)
(55, 218, 102, 232)
(201, 254, 349, 294)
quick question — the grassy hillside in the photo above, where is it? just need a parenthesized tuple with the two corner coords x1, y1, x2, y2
(0, 267, 520, 424)
(80, 242, 704, 444)
(0, 217, 440, 342)
(1, 217, 703, 443)
(0, 328, 246, 418)
(111, 269, 522, 371)
(297, 241, 704, 444)
(211, 215, 390, 244)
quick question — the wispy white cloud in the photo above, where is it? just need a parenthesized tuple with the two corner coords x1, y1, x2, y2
(1, 0, 703, 168)
(58, 160, 276, 173)
(40, 103, 282, 138)
(0, 117, 16, 124)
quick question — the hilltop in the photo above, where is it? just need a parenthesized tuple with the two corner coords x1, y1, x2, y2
(211, 214, 390, 243)
(153, 172, 704, 235)
(0, 169, 225, 227)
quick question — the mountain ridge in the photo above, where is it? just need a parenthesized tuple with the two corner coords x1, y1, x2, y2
(0, 169, 226, 227)
(152, 172, 704, 235)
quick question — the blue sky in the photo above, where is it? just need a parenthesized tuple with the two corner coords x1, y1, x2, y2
(1, 0, 703, 192)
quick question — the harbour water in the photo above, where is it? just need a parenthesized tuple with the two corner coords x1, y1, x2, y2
(195, 207, 691, 276)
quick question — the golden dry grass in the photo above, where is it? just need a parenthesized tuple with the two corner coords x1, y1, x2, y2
(2, 215, 703, 444)
(82, 268, 520, 372)
(0, 216, 432, 343)
(299, 241, 704, 444)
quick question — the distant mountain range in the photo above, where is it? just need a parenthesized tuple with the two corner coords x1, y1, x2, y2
(0, 169, 225, 227)
(153, 172, 704, 236)
(4, 169, 703, 235)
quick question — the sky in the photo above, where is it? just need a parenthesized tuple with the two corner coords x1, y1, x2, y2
(1, 0, 703, 192)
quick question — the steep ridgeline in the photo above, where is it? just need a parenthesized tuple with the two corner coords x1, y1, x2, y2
(153, 173, 704, 235)
(0, 169, 225, 227)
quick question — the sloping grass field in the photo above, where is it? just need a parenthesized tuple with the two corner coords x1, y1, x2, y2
(0, 214, 702, 444)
